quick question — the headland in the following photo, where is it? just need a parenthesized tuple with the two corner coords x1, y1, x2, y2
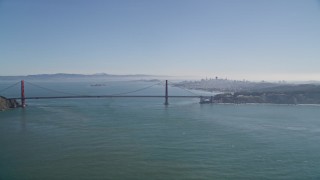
(0, 96, 20, 111)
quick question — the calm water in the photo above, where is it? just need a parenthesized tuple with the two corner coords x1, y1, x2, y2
(1, 80, 320, 179)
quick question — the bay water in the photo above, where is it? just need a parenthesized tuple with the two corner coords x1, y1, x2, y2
(1, 80, 320, 179)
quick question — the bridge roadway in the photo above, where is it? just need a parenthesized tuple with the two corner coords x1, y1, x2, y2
(9, 95, 202, 100)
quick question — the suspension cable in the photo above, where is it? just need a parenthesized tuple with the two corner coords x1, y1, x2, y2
(24, 81, 162, 97)
(0, 81, 20, 93)
(25, 81, 80, 96)
(109, 82, 162, 96)
(168, 81, 200, 96)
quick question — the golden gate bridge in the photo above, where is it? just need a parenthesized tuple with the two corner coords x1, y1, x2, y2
(0, 80, 215, 107)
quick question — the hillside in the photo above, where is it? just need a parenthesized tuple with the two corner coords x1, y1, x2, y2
(173, 78, 286, 92)
(0, 96, 20, 111)
(213, 84, 320, 104)
(175, 79, 320, 104)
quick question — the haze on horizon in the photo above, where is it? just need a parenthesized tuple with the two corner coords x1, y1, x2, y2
(0, 0, 319, 81)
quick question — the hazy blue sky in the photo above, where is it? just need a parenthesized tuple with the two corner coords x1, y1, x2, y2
(1, 0, 319, 80)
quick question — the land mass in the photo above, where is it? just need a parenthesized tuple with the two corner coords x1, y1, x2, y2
(0, 96, 20, 111)
(0, 73, 162, 80)
(174, 79, 320, 104)
(213, 85, 320, 104)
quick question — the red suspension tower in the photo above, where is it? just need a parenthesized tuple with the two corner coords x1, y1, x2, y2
(164, 80, 169, 105)
(21, 80, 26, 107)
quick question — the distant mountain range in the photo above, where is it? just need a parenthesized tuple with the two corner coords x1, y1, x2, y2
(0, 73, 156, 80)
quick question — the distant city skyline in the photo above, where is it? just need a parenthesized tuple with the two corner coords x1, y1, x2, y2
(1, 0, 319, 81)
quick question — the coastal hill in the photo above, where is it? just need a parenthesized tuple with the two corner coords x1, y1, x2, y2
(173, 78, 288, 92)
(213, 84, 320, 104)
(174, 79, 320, 104)
(0, 96, 20, 111)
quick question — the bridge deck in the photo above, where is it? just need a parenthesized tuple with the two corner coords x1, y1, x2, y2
(9, 95, 203, 100)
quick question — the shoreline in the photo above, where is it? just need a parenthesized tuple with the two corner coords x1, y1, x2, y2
(0, 96, 20, 111)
